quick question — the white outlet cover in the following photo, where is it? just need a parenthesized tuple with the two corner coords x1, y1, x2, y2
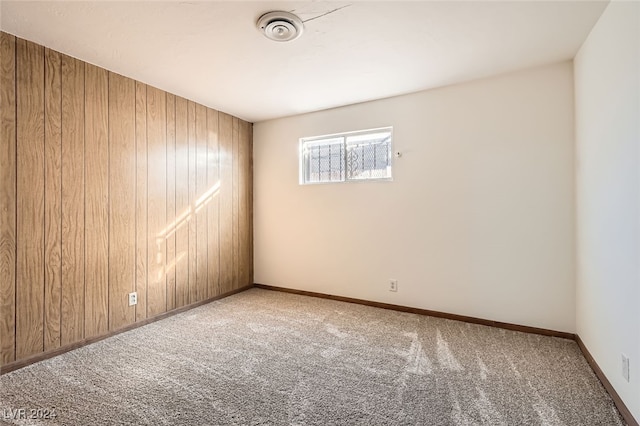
(622, 354, 630, 382)
(128, 292, 138, 306)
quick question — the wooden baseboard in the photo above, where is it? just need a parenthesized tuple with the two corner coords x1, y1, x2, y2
(253, 283, 574, 339)
(0, 284, 252, 375)
(575, 335, 638, 426)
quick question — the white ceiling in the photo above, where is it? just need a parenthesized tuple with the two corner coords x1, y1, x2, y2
(1, 1, 608, 123)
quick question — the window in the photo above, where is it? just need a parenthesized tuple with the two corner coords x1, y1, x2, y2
(300, 127, 393, 184)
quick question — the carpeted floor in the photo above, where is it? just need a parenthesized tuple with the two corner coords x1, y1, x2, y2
(0, 288, 625, 425)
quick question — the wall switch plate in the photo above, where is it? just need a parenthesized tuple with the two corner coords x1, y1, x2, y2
(389, 279, 398, 292)
(622, 354, 630, 382)
(128, 292, 138, 306)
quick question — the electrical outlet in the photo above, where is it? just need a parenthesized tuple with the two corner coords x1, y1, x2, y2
(389, 279, 398, 292)
(128, 292, 138, 306)
(622, 354, 630, 382)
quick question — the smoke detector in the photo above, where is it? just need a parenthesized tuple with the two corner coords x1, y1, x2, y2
(257, 11, 304, 42)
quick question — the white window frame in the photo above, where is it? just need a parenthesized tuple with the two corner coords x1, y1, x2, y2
(299, 127, 393, 185)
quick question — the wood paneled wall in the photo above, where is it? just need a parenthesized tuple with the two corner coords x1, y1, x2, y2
(0, 32, 253, 366)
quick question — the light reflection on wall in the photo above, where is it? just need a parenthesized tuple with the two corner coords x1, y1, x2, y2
(154, 181, 221, 280)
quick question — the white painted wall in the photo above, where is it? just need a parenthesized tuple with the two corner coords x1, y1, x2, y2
(574, 0, 640, 421)
(254, 62, 576, 333)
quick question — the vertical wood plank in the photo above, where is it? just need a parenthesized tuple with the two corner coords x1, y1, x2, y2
(0, 32, 17, 364)
(166, 94, 176, 311)
(84, 64, 109, 338)
(61, 55, 85, 346)
(174, 97, 189, 309)
(44, 48, 62, 351)
(238, 120, 250, 289)
(108, 73, 136, 331)
(15, 39, 45, 358)
(207, 108, 220, 297)
(187, 101, 197, 303)
(248, 123, 254, 286)
(135, 82, 148, 322)
(232, 117, 240, 291)
(218, 113, 233, 294)
(146, 86, 167, 317)
(195, 103, 208, 301)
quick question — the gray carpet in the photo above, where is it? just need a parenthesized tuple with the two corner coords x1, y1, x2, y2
(0, 288, 625, 425)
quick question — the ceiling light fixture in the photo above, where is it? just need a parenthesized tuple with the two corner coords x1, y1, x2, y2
(257, 11, 304, 42)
